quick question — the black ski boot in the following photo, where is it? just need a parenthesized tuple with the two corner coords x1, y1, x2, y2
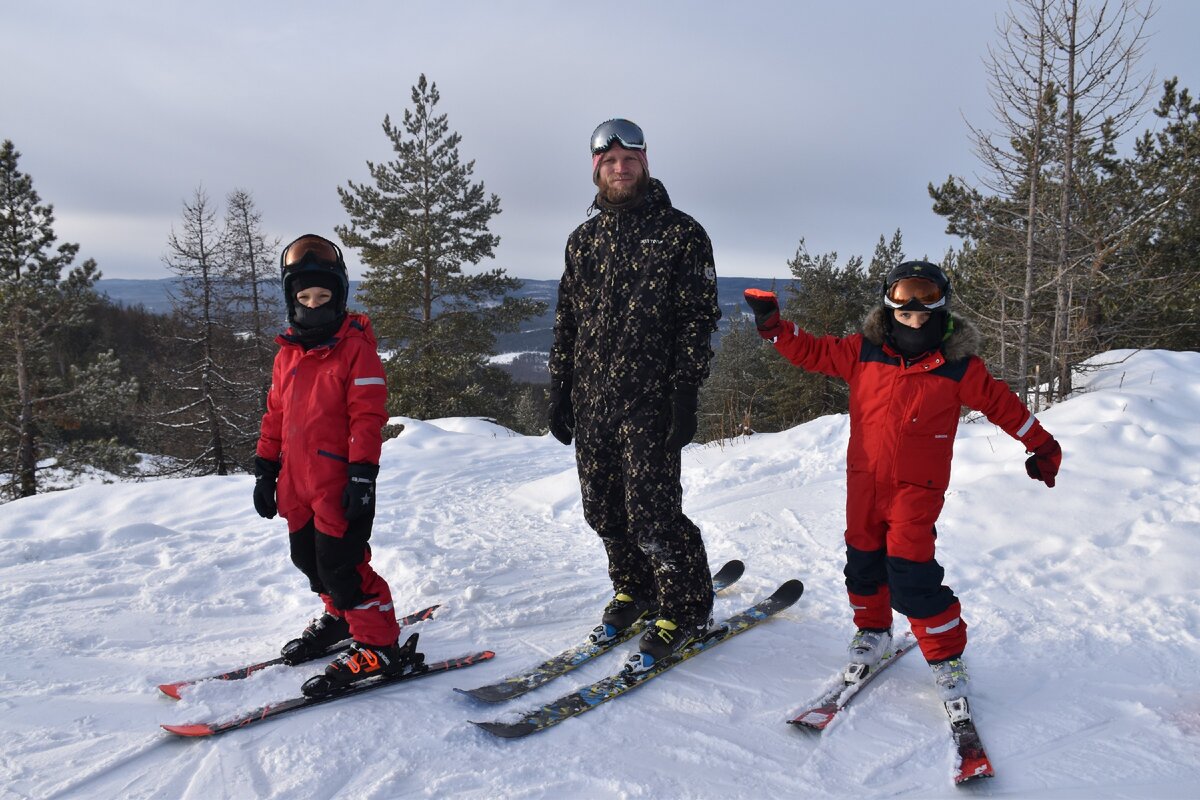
(301, 632, 425, 697)
(589, 592, 655, 644)
(280, 612, 351, 665)
(624, 615, 712, 674)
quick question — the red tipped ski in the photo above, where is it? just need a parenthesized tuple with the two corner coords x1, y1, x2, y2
(163, 648, 494, 737)
(157, 604, 440, 699)
(951, 715, 995, 784)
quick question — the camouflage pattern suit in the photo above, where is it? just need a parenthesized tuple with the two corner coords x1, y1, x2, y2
(549, 177, 722, 627)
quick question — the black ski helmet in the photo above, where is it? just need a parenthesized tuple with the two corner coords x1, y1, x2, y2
(279, 234, 350, 321)
(882, 260, 951, 311)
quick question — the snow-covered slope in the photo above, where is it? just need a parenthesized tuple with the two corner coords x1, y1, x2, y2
(1, 349, 1198, 799)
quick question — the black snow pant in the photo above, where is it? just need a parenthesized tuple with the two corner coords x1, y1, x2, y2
(574, 403, 712, 626)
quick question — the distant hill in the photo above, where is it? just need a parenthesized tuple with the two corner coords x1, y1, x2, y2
(96, 275, 787, 358)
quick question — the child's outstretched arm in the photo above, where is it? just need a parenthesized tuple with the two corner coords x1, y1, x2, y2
(741, 288, 859, 381)
(960, 363, 1062, 488)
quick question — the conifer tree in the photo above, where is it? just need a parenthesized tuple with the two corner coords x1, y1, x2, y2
(337, 74, 546, 420)
(0, 140, 136, 499)
(223, 188, 281, 411)
(774, 241, 872, 422)
(159, 187, 250, 475)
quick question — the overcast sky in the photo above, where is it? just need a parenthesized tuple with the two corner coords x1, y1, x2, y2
(7, 1, 1199, 282)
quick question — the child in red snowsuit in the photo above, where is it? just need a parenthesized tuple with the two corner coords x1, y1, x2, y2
(254, 233, 409, 695)
(744, 261, 1062, 706)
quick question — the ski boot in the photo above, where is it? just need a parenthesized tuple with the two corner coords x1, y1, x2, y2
(623, 615, 712, 674)
(930, 655, 970, 703)
(280, 611, 351, 666)
(844, 627, 893, 684)
(589, 592, 654, 644)
(301, 632, 425, 697)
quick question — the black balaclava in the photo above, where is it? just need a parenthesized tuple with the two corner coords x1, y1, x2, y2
(289, 271, 346, 345)
(887, 309, 949, 360)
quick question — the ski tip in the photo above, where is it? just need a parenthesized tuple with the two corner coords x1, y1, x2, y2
(787, 712, 832, 730)
(453, 685, 512, 703)
(404, 604, 441, 624)
(714, 559, 746, 583)
(157, 683, 184, 700)
(470, 719, 536, 739)
(772, 578, 805, 605)
(955, 757, 995, 784)
(161, 722, 215, 737)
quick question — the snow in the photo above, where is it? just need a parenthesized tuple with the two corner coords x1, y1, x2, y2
(2, 348, 1199, 799)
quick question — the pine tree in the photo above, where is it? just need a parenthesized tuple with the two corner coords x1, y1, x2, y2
(158, 187, 253, 475)
(932, 0, 1156, 402)
(223, 188, 281, 412)
(774, 240, 873, 423)
(336, 74, 546, 420)
(0, 140, 136, 499)
(699, 310, 779, 440)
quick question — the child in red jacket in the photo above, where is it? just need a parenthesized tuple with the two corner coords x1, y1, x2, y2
(744, 261, 1061, 718)
(254, 234, 412, 696)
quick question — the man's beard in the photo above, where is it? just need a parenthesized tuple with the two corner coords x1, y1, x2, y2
(599, 171, 649, 205)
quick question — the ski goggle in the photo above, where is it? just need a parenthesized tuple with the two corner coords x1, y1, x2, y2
(282, 236, 343, 271)
(884, 277, 947, 311)
(590, 119, 646, 155)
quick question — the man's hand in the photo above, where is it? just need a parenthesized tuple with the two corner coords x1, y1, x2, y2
(548, 381, 575, 445)
(665, 386, 699, 450)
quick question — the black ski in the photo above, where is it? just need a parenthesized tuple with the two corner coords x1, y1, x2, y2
(454, 559, 745, 703)
(471, 578, 803, 738)
(157, 604, 440, 699)
(162, 638, 493, 737)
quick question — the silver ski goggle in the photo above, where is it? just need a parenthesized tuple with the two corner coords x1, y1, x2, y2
(590, 118, 646, 155)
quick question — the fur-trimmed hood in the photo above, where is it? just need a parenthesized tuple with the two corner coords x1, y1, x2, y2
(861, 306, 981, 363)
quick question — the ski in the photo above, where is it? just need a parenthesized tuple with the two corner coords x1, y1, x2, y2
(454, 559, 745, 704)
(471, 578, 803, 738)
(157, 604, 441, 699)
(787, 632, 919, 730)
(162, 640, 494, 737)
(947, 699, 995, 784)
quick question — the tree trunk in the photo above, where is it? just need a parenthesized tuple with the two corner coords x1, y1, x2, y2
(1019, 0, 1050, 402)
(15, 341, 38, 498)
(1054, 0, 1079, 401)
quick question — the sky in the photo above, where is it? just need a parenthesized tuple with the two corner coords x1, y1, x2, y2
(7, 1, 1200, 282)
(1, 348, 1198, 798)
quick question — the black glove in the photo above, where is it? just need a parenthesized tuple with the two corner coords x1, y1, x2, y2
(1025, 437, 1062, 488)
(665, 385, 699, 450)
(253, 457, 280, 519)
(743, 288, 784, 340)
(548, 381, 575, 446)
(342, 463, 380, 521)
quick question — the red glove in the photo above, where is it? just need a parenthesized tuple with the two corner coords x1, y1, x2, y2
(1025, 438, 1062, 488)
(743, 289, 784, 340)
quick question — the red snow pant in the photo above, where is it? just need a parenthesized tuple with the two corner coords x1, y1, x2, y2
(287, 516, 400, 647)
(843, 476, 967, 663)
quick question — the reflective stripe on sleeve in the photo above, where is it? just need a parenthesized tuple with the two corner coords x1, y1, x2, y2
(1015, 413, 1036, 438)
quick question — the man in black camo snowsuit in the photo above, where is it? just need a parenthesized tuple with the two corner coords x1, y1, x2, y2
(548, 119, 721, 662)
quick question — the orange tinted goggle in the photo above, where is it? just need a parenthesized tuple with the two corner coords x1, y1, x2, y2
(282, 236, 342, 270)
(885, 277, 946, 311)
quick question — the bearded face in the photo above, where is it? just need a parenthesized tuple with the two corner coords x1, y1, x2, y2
(596, 145, 648, 204)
